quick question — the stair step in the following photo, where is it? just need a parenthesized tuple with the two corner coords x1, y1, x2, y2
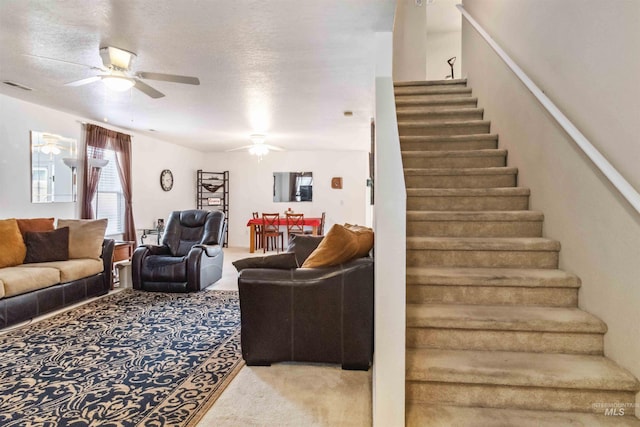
(398, 120, 491, 136)
(394, 79, 467, 87)
(407, 404, 640, 426)
(406, 267, 580, 307)
(404, 167, 517, 189)
(397, 107, 484, 121)
(406, 349, 640, 413)
(402, 149, 506, 169)
(396, 97, 479, 111)
(407, 187, 530, 211)
(395, 86, 472, 96)
(400, 134, 498, 151)
(407, 210, 543, 237)
(407, 237, 560, 268)
(406, 304, 605, 354)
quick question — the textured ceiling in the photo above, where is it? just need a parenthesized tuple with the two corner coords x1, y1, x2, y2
(0, 0, 395, 152)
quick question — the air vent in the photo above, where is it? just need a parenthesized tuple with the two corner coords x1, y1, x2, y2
(3, 81, 33, 91)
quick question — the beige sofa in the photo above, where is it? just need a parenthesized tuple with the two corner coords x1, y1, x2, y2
(0, 218, 114, 329)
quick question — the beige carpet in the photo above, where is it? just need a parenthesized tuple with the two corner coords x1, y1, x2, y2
(202, 247, 372, 426)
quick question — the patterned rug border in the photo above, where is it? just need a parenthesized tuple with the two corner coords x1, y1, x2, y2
(0, 289, 244, 427)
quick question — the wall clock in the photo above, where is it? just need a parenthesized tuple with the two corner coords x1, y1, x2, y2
(160, 169, 174, 191)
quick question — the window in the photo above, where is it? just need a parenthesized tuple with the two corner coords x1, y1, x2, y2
(89, 148, 124, 236)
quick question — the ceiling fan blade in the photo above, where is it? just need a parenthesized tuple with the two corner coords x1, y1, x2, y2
(133, 80, 165, 98)
(22, 53, 105, 71)
(137, 72, 200, 85)
(265, 144, 285, 151)
(64, 76, 102, 87)
(226, 145, 255, 152)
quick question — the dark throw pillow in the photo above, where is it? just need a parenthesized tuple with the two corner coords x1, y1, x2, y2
(286, 234, 324, 266)
(232, 252, 299, 272)
(24, 227, 70, 264)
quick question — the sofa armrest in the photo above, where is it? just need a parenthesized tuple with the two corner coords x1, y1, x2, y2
(101, 239, 115, 290)
(186, 244, 225, 291)
(193, 244, 222, 258)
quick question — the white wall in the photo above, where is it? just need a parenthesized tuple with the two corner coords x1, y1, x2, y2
(393, 0, 427, 81)
(0, 94, 205, 238)
(203, 150, 369, 248)
(461, 0, 640, 414)
(426, 31, 461, 80)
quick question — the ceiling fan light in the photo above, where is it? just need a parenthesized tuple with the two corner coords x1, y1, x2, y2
(102, 75, 135, 92)
(249, 144, 269, 156)
(250, 134, 266, 145)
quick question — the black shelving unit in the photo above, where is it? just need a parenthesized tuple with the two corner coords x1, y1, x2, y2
(196, 170, 229, 247)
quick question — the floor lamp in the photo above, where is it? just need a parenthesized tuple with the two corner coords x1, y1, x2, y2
(62, 157, 79, 202)
(89, 158, 109, 219)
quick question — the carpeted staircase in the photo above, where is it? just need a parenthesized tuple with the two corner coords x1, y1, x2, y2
(397, 79, 640, 426)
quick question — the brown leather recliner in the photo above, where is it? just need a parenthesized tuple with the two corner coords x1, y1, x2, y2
(238, 235, 374, 370)
(132, 210, 226, 292)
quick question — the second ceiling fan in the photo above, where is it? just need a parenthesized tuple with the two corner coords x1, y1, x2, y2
(59, 46, 199, 99)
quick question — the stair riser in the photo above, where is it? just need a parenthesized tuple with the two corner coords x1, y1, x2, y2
(397, 110, 484, 121)
(407, 250, 559, 269)
(399, 123, 490, 137)
(407, 195, 529, 211)
(405, 174, 516, 189)
(396, 100, 478, 111)
(400, 140, 497, 151)
(406, 383, 637, 416)
(395, 86, 471, 96)
(406, 328, 603, 355)
(407, 285, 578, 307)
(402, 155, 505, 169)
(407, 220, 542, 237)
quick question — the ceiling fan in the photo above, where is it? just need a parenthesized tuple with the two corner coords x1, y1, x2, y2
(25, 46, 200, 98)
(227, 134, 285, 156)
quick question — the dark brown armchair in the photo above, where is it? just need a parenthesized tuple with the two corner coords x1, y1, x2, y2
(237, 234, 374, 370)
(132, 210, 226, 292)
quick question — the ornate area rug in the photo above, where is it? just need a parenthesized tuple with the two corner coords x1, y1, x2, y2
(0, 289, 244, 427)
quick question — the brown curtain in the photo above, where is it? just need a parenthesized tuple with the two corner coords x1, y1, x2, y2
(82, 124, 136, 246)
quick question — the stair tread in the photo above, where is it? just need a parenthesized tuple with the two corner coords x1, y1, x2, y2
(407, 236, 560, 251)
(395, 87, 472, 95)
(398, 119, 490, 126)
(400, 133, 498, 142)
(407, 210, 543, 221)
(406, 303, 606, 333)
(395, 79, 467, 86)
(404, 167, 517, 176)
(406, 349, 640, 391)
(402, 149, 506, 158)
(406, 267, 580, 288)
(407, 187, 530, 196)
(406, 404, 640, 426)
(397, 106, 483, 114)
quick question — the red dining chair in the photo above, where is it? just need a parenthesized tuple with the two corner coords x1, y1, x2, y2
(262, 213, 284, 253)
(286, 212, 305, 241)
(252, 212, 263, 250)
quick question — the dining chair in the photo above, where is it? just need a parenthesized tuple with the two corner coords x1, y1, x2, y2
(305, 211, 326, 236)
(262, 213, 284, 253)
(252, 212, 263, 250)
(286, 212, 305, 241)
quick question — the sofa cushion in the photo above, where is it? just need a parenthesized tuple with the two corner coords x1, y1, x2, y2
(16, 217, 55, 241)
(0, 219, 27, 268)
(22, 259, 104, 283)
(301, 224, 360, 268)
(233, 253, 299, 272)
(286, 234, 324, 266)
(24, 227, 70, 264)
(0, 266, 61, 297)
(57, 219, 108, 259)
(344, 224, 374, 258)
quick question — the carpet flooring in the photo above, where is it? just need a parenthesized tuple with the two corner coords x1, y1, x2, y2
(0, 289, 243, 427)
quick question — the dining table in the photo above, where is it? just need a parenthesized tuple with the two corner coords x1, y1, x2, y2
(246, 216, 323, 253)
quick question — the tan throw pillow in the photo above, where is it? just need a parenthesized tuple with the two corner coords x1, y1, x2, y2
(57, 219, 108, 259)
(344, 223, 374, 258)
(0, 219, 27, 267)
(301, 224, 359, 268)
(16, 218, 55, 241)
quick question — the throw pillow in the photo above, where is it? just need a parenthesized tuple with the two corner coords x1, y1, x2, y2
(232, 252, 299, 272)
(24, 227, 70, 264)
(301, 224, 359, 268)
(57, 218, 108, 259)
(286, 234, 324, 266)
(0, 218, 27, 268)
(344, 223, 374, 258)
(16, 217, 55, 241)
